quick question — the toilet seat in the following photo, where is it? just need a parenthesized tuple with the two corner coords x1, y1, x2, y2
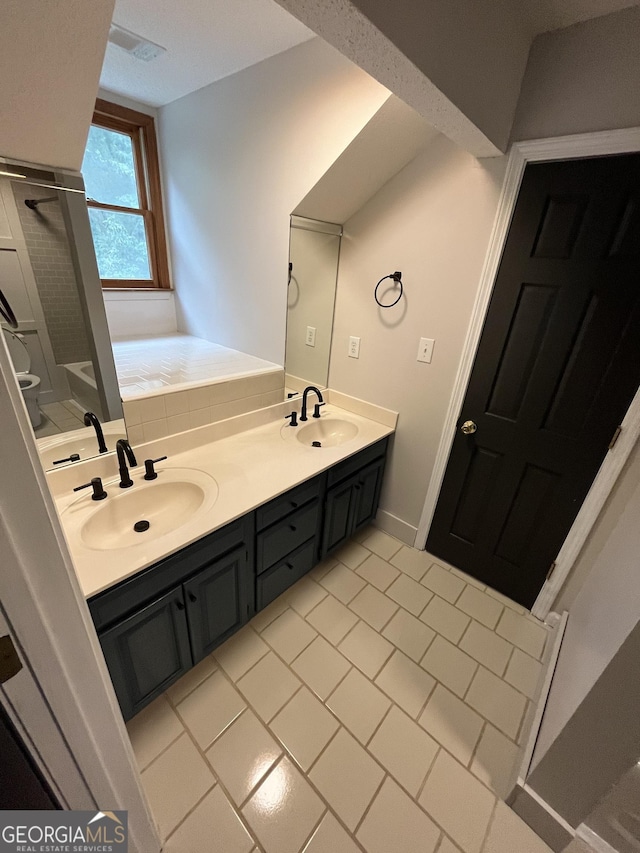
(3, 327, 31, 373)
(3, 327, 42, 427)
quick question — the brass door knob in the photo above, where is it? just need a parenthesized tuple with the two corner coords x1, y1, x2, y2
(460, 420, 477, 435)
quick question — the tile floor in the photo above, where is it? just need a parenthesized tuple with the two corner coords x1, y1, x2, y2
(35, 399, 86, 437)
(127, 528, 555, 853)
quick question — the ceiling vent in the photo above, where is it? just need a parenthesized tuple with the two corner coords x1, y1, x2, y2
(108, 23, 167, 62)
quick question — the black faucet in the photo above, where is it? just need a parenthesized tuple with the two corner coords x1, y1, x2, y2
(115, 439, 137, 488)
(84, 411, 108, 454)
(300, 386, 324, 422)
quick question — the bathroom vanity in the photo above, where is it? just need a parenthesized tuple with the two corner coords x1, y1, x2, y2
(51, 397, 395, 721)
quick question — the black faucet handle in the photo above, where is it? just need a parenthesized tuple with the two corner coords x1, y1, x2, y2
(285, 411, 298, 427)
(144, 456, 168, 480)
(53, 453, 81, 465)
(73, 477, 107, 501)
(313, 402, 325, 418)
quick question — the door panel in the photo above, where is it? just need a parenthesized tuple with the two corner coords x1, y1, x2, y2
(428, 154, 640, 608)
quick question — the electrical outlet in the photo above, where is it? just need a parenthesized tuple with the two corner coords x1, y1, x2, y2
(348, 336, 360, 358)
(306, 326, 316, 347)
(417, 337, 435, 363)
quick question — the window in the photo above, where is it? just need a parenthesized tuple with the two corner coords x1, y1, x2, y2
(82, 99, 170, 289)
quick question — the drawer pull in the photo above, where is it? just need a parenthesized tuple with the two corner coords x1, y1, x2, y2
(188, 592, 197, 603)
(289, 524, 297, 532)
(175, 600, 185, 611)
(286, 563, 294, 570)
(290, 501, 298, 509)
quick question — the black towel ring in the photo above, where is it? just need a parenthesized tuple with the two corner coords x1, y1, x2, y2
(374, 271, 403, 308)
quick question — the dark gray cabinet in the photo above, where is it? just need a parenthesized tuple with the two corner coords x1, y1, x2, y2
(99, 586, 192, 721)
(322, 442, 387, 556)
(89, 438, 388, 720)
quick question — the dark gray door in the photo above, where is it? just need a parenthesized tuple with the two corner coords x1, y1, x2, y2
(427, 154, 640, 608)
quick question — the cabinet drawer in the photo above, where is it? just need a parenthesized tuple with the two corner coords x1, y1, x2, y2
(256, 538, 316, 610)
(256, 500, 320, 572)
(327, 438, 388, 488)
(256, 476, 321, 531)
(89, 515, 252, 632)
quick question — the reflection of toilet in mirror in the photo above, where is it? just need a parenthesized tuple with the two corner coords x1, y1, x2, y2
(2, 328, 41, 427)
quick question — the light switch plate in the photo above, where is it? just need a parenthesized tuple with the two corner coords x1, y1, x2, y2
(306, 326, 316, 347)
(348, 336, 360, 358)
(417, 337, 435, 363)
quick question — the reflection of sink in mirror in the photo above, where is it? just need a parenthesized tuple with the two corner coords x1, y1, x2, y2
(62, 467, 219, 552)
(37, 419, 126, 470)
(282, 416, 359, 447)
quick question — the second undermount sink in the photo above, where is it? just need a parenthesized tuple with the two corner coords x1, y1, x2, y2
(63, 467, 219, 551)
(294, 417, 359, 447)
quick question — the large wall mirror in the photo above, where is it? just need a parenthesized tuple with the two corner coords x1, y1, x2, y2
(0, 158, 125, 470)
(285, 216, 341, 393)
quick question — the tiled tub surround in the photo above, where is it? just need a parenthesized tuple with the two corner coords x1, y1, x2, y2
(129, 529, 554, 853)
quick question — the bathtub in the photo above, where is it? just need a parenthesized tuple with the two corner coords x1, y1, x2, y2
(63, 360, 103, 416)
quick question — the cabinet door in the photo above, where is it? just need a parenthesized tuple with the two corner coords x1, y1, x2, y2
(184, 546, 251, 663)
(321, 477, 355, 556)
(352, 458, 386, 532)
(99, 587, 192, 721)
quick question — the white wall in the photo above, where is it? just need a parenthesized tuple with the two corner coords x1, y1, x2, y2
(103, 290, 177, 339)
(328, 135, 507, 540)
(0, 0, 113, 170)
(158, 38, 389, 367)
(512, 7, 640, 142)
(531, 438, 640, 768)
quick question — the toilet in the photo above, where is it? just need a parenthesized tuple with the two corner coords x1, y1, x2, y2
(2, 328, 41, 428)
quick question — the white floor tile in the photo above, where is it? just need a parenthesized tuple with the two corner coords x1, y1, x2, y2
(338, 620, 394, 678)
(236, 652, 301, 722)
(390, 545, 432, 581)
(166, 655, 218, 705)
(309, 728, 384, 831)
(361, 528, 403, 561)
(319, 563, 366, 604)
(465, 668, 527, 740)
(382, 607, 436, 662)
(421, 635, 478, 698)
(356, 553, 401, 591)
(504, 648, 543, 700)
(307, 595, 359, 645)
(261, 608, 317, 663)
(326, 668, 391, 744)
(333, 540, 369, 569)
(348, 584, 398, 630)
(357, 777, 440, 853)
(249, 597, 289, 633)
(459, 621, 513, 676)
(126, 695, 183, 771)
(419, 685, 484, 766)
(421, 595, 471, 644)
(206, 709, 282, 805)
(302, 811, 361, 853)
(368, 705, 439, 795)
(483, 800, 553, 853)
(242, 757, 325, 853)
(270, 687, 339, 771)
(471, 724, 520, 799)
(375, 650, 437, 718)
(176, 670, 246, 749)
(164, 787, 254, 853)
(496, 610, 548, 660)
(419, 750, 495, 853)
(214, 626, 269, 681)
(140, 733, 215, 840)
(456, 586, 504, 630)
(421, 563, 466, 603)
(285, 577, 328, 616)
(386, 573, 434, 616)
(291, 636, 351, 700)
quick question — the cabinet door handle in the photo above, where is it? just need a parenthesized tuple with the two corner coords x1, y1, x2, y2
(354, 484, 361, 491)
(290, 501, 298, 508)
(188, 592, 197, 603)
(286, 563, 294, 570)
(175, 600, 185, 611)
(289, 524, 297, 532)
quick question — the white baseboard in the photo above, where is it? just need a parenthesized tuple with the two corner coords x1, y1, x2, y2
(374, 509, 416, 545)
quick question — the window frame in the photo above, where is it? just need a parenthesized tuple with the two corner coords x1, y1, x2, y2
(87, 99, 171, 290)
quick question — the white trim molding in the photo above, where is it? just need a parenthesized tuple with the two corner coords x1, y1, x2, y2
(415, 127, 640, 620)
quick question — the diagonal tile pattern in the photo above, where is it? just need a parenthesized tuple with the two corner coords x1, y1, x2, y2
(129, 527, 553, 852)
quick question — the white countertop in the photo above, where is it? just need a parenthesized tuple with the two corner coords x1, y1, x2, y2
(54, 398, 396, 600)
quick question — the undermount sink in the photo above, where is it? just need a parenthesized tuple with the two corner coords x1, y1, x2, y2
(291, 417, 359, 447)
(62, 467, 219, 551)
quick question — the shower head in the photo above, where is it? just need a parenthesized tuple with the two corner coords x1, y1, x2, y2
(25, 195, 58, 210)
